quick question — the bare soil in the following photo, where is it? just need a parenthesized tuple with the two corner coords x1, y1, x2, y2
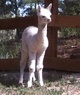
(0, 71, 80, 95)
(57, 36, 80, 59)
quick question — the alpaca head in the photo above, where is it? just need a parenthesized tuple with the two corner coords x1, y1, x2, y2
(37, 3, 52, 25)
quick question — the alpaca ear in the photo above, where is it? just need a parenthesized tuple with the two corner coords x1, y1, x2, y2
(47, 3, 52, 11)
(38, 5, 42, 12)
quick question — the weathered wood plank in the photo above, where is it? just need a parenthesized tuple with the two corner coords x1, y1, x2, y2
(0, 58, 20, 70)
(0, 16, 38, 29)
(44, 57, 80, 72)
(0, 57, 80, 72)
(52, 15, 80, 28)
(0, 15, 80, 29)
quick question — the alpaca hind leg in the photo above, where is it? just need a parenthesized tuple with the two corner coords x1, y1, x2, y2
(27, 52, 36, 87)
(37, 51, 45, 86)
(19, 50, 28, 85)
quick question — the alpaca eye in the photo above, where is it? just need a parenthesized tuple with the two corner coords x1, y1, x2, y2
(41, 16, 45, 18)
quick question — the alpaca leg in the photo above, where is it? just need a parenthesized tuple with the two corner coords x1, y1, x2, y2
(37, 66, 43, 86)
(27, 52, 36, 87)
(19, 50, 28, 85)
(37, 51, 45, 86)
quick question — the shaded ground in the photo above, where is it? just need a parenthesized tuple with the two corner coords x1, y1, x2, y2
(0, 71, 80, 95)
(57, 36, 80, 58)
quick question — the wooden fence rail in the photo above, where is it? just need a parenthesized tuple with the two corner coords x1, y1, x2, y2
(0, 15, 80, 30)
(53, 15, 80, 28)
(0, 16, 38, 29)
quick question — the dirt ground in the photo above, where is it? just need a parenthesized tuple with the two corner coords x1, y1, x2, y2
(0, 71, 80, 95)
(57, 37, 80, 59)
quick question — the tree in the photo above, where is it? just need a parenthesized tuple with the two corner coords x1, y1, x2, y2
(0, 0, 44, 18)
(59, 0, 80, 15)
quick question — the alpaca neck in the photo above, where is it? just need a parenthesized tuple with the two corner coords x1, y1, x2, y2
(37, 22, 48, 40)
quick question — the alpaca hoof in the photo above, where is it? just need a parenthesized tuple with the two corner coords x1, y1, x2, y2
(33, 77, 36, 82)
(27, 81, 32, 88)
(40, 81, 44, 87)
(40, 84, 44, 87)
(19, 83, 25, 87)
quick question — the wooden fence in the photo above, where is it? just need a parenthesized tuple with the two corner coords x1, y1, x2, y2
(0, 0, 80, 71)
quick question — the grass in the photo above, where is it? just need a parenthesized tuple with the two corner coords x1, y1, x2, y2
(0, 71, 80, 95)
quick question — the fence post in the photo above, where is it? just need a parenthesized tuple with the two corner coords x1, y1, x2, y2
(52, 0, 58, 57)
(45, 0, 58, 57)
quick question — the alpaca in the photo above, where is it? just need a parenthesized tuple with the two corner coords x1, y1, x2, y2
(19, 3, 52, 87)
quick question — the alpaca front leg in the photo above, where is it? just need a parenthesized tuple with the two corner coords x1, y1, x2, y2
(37, 66, 43, 86)
(37, 51, 45, 86)
(27, 52, 36, 87)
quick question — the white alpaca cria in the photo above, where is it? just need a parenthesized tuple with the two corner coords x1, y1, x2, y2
(19, 3, 52, 87)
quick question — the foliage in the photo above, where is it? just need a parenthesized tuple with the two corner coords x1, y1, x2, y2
(0, 29, 21, 59)
(60, 28, 80, 37)
(58, 0, 80, 37)
(0, 0, 44, 17)
(59, 0, 80, 15)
